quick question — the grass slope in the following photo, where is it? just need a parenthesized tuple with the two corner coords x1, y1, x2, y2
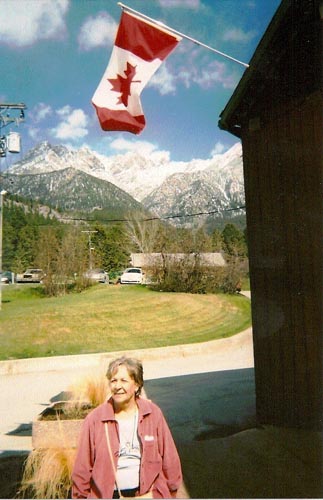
(0, 285, 251, 360)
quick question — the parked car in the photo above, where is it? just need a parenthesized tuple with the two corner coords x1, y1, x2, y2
(84, 268, 109, 283)
(16, 268, 45, 283)
(1, 271, 14, 284)
(120, 267, 144, 284)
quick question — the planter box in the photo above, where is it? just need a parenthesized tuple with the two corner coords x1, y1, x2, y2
(32, 419, 83, 449)
(32, 401, 90, 449)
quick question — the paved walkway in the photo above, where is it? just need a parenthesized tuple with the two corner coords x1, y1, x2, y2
(0, 323, 254, 499)
(0, 327, 254, 454)
(1, 320, 322, 499)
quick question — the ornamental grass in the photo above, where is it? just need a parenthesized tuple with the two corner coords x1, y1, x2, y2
(18, 373, 110, 499)
(69, 372, 110, 409)
(18, 447, 76, 499)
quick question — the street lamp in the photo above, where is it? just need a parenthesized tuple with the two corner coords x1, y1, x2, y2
(0, 190, 7, 311)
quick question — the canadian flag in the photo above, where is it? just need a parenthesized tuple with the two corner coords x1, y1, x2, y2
(92, 11, 181, 134)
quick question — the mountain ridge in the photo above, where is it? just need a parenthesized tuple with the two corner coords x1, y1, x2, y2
(7, 141, 245, 228)
(2, 166, 145, 218)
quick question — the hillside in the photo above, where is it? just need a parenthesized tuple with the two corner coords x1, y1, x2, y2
(2, 167, 145, 218)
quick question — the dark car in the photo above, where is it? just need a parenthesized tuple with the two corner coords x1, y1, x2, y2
(1, 271, 15, 284)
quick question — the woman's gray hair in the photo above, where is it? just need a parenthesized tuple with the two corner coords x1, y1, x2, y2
(106, 356, 144, 396)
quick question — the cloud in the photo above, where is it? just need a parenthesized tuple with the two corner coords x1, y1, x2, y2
(149, 64, 177, 95)
(0, 0, 69, 48)
(110, 138, 158, 156)
(78, 12, 117, 51)
(109, 137, 170, 162)
(177, 55, 236, 90)
(194, 60, 236, 89)
(157, 0, 200, 8)
(52, 106, 89, 141)
(147, 45, 237, 95)
(28, 127, 41, 140)
(56, 105, 73, 117)
(33, 103, 52, 123)
(222, 28, 256, 44)
(164, 41, 238, 91)
(210, 142, 225, 156)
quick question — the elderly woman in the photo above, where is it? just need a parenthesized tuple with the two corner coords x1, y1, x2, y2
(72, 357, 183, 499)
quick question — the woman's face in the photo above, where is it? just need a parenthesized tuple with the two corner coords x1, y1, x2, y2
(109, 364, 139, 409)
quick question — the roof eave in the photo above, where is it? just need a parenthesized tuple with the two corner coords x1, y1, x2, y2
(218, 0, 291, 135)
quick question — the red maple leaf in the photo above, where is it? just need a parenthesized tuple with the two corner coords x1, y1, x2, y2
(108, 62, 141, 107)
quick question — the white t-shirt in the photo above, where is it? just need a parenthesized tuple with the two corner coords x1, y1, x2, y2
(116, 410, 141, 490)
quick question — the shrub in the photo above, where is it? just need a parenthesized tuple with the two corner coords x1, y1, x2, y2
(148, 253, 205, 293)
(18, 447, 76, 499)
(148, 253, 248, 294)
(42, 274, 93, 297)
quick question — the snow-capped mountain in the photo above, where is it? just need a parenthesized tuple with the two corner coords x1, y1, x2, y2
(8, 141, 245, 227)
(8, 141, 110, 181)
(9, 141, 243, 198)
(143, 164, 245, 228)
(95, 142, 243, 203)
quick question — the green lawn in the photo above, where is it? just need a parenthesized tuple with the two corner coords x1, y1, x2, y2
(0, 284, 251, 360)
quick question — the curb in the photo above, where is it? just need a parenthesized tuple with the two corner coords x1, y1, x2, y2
(0, 328, 252, 376)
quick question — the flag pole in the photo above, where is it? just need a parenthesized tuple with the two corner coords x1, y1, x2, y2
(117, 2, 249, 68)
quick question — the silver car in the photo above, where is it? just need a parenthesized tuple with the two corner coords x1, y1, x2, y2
(84, 269, 109, 283)
(16, 268, 45, 283)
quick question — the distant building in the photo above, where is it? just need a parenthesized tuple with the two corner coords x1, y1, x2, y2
(130, 252, 226, 269)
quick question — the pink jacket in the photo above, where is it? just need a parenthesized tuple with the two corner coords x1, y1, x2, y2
(72, 397, 183, 499)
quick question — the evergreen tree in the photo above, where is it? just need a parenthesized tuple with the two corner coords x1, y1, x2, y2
(3, 198, 62, 272)
(87, 223, 131, 273)
(211, 228, 223, 252)
(12, 224, 40, 272)
(222, 223, 248, 257)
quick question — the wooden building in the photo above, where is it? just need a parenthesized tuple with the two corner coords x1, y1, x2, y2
(219, 0, 323, 430)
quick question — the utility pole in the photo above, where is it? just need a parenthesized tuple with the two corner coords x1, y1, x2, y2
(0, 103, 26, 157)
(81, 230, 98, 270)
(0, 103, 27, 311)
(0, 190, 7, 310)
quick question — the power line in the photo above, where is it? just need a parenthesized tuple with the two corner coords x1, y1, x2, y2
(56, 205, 246, 224)
(3, 191, 246, 225)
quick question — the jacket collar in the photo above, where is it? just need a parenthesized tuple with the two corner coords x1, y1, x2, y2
(100, 396, 152, 422)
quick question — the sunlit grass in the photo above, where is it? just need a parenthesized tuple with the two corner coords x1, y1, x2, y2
(0, 284, 251, 360)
